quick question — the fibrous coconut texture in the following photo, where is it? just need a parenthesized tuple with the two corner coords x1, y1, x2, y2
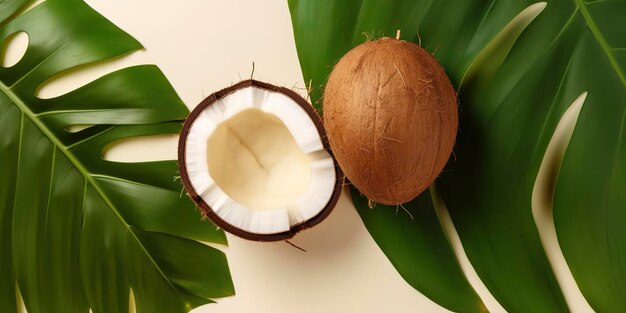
(179, 80, 343, 241)
(323, 38, 458, 205)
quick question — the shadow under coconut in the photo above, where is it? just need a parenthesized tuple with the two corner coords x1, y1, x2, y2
(283, 188, 362, 254)
(226, 188, 363, 259)
(216, 190, 367, 306)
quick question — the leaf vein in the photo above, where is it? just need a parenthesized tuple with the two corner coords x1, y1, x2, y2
(576, 0, 626, 86)
(10, 42, 71, 89)
(42, 147, 55, 245)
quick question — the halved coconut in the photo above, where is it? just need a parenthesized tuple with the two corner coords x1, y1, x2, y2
(178, 80, 343, 241)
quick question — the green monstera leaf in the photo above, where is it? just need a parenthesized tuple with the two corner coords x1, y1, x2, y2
(0, 1, 234, 312)
(289, 0, 626, 312)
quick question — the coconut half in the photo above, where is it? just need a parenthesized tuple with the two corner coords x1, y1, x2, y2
(178, 80, 343, 241)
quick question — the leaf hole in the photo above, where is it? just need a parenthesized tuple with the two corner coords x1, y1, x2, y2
(64, 124, 95, 133)
(103, 134, 178, 163)
(532, 92, 594, 311)
(1, 31, 29, 68)
(430, 185, 507, 312)
(129, 288, 136, 313)
(36, 51, 144, 99)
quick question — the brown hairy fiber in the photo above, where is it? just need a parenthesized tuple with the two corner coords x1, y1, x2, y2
(323, 38, 458, 205)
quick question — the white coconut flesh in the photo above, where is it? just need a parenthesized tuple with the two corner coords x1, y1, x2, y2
(184, 86, 336, 235)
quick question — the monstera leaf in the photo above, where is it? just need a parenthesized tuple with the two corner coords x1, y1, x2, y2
(0, 1, 234, 312)
(289, 0, 626, 312)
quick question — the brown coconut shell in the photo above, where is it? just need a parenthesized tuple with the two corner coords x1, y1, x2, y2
(178, 80, 343, 241)
(323, 38, 458, 205)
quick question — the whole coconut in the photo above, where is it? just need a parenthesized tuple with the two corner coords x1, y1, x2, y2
(323, 37, 458, 205)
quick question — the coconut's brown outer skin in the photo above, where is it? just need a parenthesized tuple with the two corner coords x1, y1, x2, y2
(178, 80, 344, 242)
(323, 38, 458, 205)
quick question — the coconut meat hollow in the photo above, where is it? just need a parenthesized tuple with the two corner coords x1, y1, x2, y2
(183, 84, 337, 236)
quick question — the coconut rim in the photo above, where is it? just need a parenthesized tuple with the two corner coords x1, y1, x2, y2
(178, 79, 344, 242)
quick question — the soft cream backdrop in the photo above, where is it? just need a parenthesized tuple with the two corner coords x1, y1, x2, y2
(10, 0, 595, 312)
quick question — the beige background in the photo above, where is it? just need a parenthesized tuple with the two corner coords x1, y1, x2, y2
(7, 0, 596, 312)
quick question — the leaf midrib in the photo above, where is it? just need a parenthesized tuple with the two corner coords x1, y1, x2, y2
(0, 80, 187, 304)
(575, 0, 626, 86)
